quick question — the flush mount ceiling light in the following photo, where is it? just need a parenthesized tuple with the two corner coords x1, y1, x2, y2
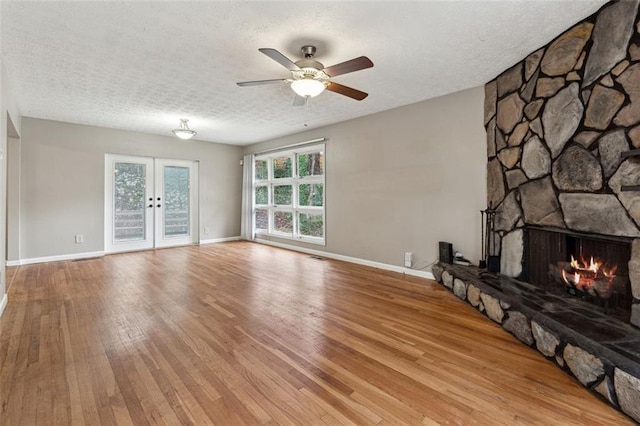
(172, 119, 197, 140)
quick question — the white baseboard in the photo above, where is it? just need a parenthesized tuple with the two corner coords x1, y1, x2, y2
(7, 251, 105, 267)
(6, 239, 244, 266)
(0, 293, 7, 318)
(4, 238, 433, 283)
(255, 239, 435, 280)
(200, 236, 241, 245)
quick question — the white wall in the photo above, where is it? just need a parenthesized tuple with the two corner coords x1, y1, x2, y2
(7, 136, 20, 262)
(1, 56, 22, 313)
(18, 118, 243, 260)
(245, 86, 487, 269)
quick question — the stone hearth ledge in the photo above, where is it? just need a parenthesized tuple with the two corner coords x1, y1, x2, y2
(432, 262, 640, 423)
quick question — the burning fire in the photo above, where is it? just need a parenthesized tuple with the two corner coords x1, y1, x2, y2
(561, 255, 617, 298)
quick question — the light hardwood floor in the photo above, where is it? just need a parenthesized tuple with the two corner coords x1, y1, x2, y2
(0, 242, 632, 425)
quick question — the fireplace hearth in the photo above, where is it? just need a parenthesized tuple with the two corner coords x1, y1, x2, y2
(432, 262, 640, 423)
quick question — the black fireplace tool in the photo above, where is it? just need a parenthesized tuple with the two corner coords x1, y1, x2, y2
(479, 209, 487, 269)
(481, 205, 499, 272)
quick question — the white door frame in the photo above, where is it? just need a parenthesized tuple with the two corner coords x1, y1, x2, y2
(105, 154, 155, 253)
(105, 154, 199, 253)
(154, 158, 199, 248)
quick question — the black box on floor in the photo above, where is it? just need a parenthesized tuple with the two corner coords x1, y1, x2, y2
(439, 242, 453, 264)
(488, 255, 501, 273)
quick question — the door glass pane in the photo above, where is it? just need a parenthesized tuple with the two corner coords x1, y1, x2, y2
(114, 162, 146, 242)
(299, 213, 324, 238)
(164, 166, 190, 237)
(298, 183, 323, 207)
(273, 185, 292, 205)
(274, 211, 293, 234)
(298, 152, 324, 177)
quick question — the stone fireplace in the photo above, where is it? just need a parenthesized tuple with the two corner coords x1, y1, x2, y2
(485, 0, 640, 328)
(432, 1, 640, 422)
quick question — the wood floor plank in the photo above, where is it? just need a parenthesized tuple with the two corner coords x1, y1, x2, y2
(0, 241, 634, 425)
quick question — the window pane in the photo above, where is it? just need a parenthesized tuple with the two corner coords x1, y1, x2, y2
(114, 162, 146, 242)
(273, 185, 292, 205)
(273, 157, 292, 179)
(164, 166, 190, 237)
(255, 159, 268, 180)
(255, 185, 268, 205)
(299, 213, 324, 238)
(298, 152, 324, 177)
(255, 209, 268, 231)
(298, 183, 323, 207)
(274, 211, 293, 234)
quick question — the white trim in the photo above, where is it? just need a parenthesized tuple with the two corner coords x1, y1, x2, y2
(254, 137, 326, 155)
(240, 154, 255, 240)
(0, 294, 7, 318)
(255, 230, 325, 246)
(199, 236, 241, 245)
(105, 154, 155, 253)
(7, 251, 105, 266)
(7, 239, 243, 265)
(154, 159, 200, 248)
(255, 239, 435, 280)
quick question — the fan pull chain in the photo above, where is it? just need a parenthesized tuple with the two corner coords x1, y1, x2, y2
(304, 96, 309, 127)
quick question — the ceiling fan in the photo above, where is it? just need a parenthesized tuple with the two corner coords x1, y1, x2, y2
(237, 45, 373, 105)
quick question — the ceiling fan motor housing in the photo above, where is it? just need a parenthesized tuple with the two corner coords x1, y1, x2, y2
(293, 47, 328, 82)
(301, 45, 317, 58)
(295, 45, 325, 76)
(295, 59, 324, 70)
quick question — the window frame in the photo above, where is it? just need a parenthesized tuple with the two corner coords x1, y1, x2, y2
(253, 143, 325, 245)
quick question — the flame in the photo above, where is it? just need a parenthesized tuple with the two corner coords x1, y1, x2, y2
(604, 264, 618, 277)
(568, 254, 617, 278)
(562, 254, 617, 298)
(569, 255, 602, 273)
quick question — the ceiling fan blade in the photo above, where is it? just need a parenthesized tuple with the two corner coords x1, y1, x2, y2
(323, 56, 373, 77)
(326, 82, 368, 101)
(237, 79, 286, 87)
(293, 95, 307, 107)
(259, 48, 300, 71)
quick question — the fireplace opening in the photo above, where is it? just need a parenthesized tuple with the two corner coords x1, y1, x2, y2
(525, 227, 632, 322)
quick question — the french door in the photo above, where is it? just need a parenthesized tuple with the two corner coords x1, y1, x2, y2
(105, 154, 199, 253)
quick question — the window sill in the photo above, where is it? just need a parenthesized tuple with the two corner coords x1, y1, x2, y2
(255, 232, 325, 246)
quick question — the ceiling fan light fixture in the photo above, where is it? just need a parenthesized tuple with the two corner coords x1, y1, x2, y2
(291, 79, 326, 98)
(172, 118, 197, 140)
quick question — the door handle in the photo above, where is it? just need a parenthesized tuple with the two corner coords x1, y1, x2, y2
(157, 197, 161, 201)
(148, 204, 153, 208)
(157, 204, 162, 208)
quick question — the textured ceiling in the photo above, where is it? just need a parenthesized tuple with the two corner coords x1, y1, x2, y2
(1, 1, 608, 145)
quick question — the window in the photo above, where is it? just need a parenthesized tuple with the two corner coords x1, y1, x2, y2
(253, 143, 325, 244)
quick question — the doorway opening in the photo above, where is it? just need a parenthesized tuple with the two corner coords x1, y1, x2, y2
(105, 154, 199, 253)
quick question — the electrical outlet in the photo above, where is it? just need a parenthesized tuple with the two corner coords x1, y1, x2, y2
(404, 252, 413, 268)
(203, 226, 210, 234)
(75, 234, 84, 244)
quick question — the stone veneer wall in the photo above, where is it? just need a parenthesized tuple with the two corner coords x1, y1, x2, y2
(485, 0, 640, 325)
